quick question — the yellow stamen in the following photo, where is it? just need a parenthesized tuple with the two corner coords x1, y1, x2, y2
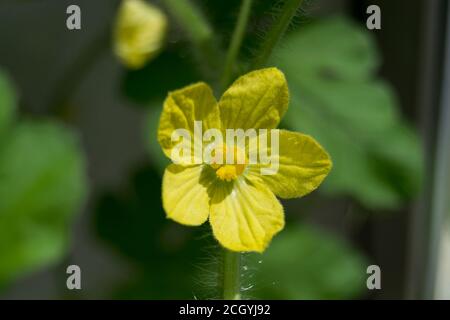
(215, 164, 246, 181)
(211, 145, 247, 181)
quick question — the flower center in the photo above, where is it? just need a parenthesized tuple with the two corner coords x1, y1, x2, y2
(210, 145, 247, 182)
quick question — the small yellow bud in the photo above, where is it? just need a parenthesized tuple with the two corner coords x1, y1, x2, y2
(114, 0, 167, 69)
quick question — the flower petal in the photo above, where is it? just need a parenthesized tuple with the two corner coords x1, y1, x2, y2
(158, 82, 220, 162)
(162, 164, 213, 226)
(248, 130, 332, 199)
(209, 177, 284, 252)
(218, 68, 289, 130)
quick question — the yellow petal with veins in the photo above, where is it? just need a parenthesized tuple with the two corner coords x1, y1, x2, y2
(209, 177, 284, 252)
(158, 82, 220, 164)
(218, 68, 289, 130)
(247, 130, 332, 199)
(162, 164, 213, 226)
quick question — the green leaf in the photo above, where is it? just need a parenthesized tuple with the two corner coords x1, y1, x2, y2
(276, 16, 423, 209)
(0, 120, 87, 285)
(0, 70, 16, 140)
(249, 224, 368, 299)
(281, 16, 380, 82)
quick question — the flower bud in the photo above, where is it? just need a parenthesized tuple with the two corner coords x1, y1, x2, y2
(114, 0, 167, 69)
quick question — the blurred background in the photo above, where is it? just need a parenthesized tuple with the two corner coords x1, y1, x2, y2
(0, 0, 449, 299)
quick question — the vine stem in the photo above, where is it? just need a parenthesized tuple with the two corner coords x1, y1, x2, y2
(251, 0, 304, 69)
(220, 0, 254, 90)
(223, 248, 241, 300)
(163, 0, 221, 80)
(220, 0, 306, 301)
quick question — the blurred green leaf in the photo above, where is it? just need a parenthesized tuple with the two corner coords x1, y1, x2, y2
(250, 224, 367, 299)
(0, 70, 16, 140)
(0, 120, 87, 285)
(281, 16, 380, 81)
(276, 16, 423, 209)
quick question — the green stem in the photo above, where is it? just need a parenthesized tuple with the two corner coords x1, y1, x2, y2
(223, 249, 241, 300)
(251, 0, 304, 69)
(220, 0, 254, 90)
(163, 0, 221, 79)
(164, 0, 212, 45)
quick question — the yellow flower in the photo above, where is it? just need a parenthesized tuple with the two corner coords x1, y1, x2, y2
(158, 68, 332, 252)
(114, 0, 167, 69)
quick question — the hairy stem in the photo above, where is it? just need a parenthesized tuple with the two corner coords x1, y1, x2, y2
(220, 0, 254, 90)
(222, 249, 241, 300)
(251, 0, 304, 69)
